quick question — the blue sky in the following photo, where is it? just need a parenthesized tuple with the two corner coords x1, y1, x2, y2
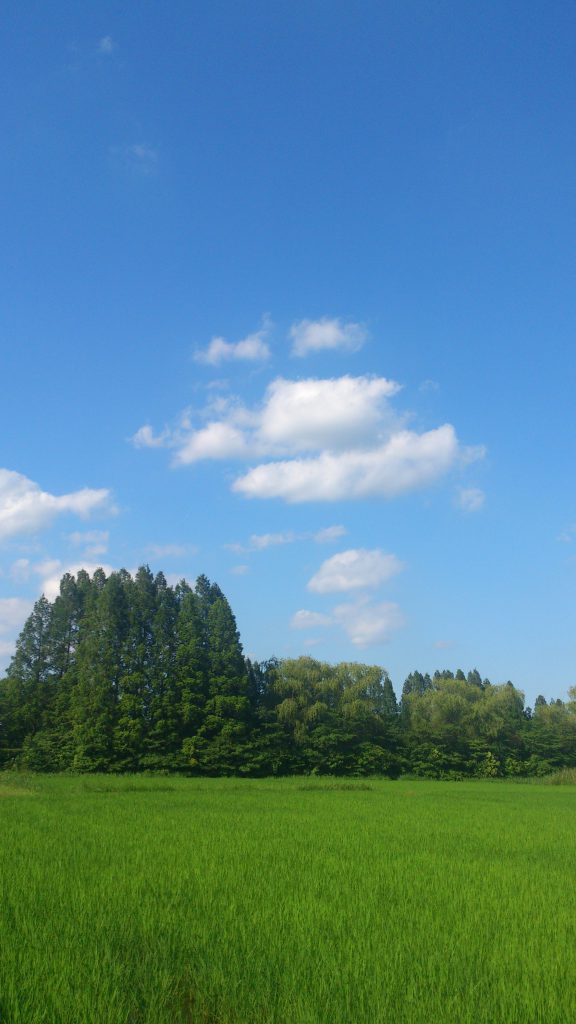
(1, 1, 575, 705)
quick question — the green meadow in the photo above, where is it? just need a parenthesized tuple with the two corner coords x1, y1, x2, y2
(1, 775, 575, 1024)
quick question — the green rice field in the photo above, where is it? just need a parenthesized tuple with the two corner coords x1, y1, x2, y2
(1, 774, 575, 1024)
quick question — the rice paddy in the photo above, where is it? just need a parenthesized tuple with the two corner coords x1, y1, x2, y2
(1, 774, 575, 1023)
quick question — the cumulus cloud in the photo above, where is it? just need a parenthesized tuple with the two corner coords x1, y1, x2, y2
(234, 425, 460, 502)
(290, 598, 404, 646)
(0, 469, 113, 542)
(307, 548, 404, 594)
(194, 318, 271, 366)
(257, 376, 399, 451)
(290, 318, 367, 357)
(457, 487, 485, 513)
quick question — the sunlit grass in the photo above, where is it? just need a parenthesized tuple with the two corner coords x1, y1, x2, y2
(1, 774, 575, 1023)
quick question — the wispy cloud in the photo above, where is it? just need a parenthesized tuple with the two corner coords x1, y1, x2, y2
(134, 368, 484, 504)
(146, 543, 197, 558)
(68, 530, 109, 557)
(456, 487, 485, 513)
(111, 144, 159, 176)
(313, 525, 347, 543)
(98, 36, 116, 54)
(558, 523, 576, 543)
(225, 524, 346, 554)
(131, 425, 171, 449)
(289, 317, 367, 357)
(194, 317, 272, 366)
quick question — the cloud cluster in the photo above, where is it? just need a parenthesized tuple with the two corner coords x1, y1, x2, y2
(133, 372, 479, 504)
(291, 547, 405, 647)
(0, 469, 113, 542)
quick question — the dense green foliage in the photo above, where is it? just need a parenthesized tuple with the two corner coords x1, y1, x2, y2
(1, 774, 576, 1024)
(1, 568, 575, 776)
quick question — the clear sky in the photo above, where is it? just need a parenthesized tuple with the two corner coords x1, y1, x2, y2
(1, 1, 575, 706)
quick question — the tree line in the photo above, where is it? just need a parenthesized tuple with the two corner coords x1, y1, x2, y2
(1, 567, 575, 777)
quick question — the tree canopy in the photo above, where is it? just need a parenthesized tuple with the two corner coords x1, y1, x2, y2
(1, 567, 574, 777)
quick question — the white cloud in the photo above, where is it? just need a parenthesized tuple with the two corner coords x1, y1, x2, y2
(194, 319, 271, 366)
(290, 317, 367, 357)
(0, 469, 113, 542)
(333, 599, 404, 646)
(457, 487, 485, 513)
(434, 639, 455, 650)
(98, 36, 115, 54)
(290, 609, 333, 629)
(234, 425, 461, 502)
(230, 564, 249, 575)
(307, 548, 404, 594)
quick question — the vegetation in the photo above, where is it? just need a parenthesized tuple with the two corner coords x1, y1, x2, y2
(1, 567, 575, 777)
(1, 773, 576, 1024)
